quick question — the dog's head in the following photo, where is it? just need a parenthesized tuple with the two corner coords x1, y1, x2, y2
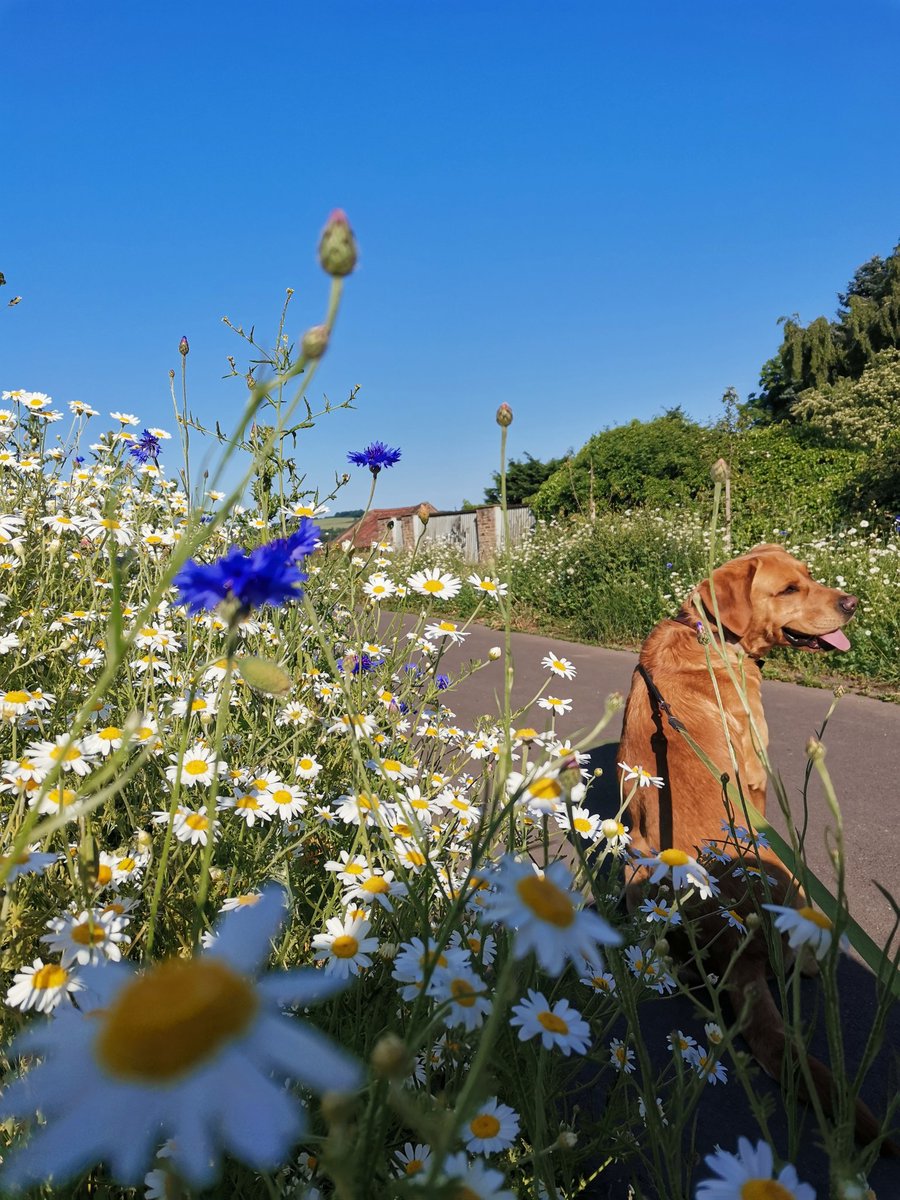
(692, 544, 857, 659)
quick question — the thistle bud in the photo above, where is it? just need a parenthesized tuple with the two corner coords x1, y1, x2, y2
(416, 503, 431, 525)
(318, 209, 358, 277)
(371, 1033, 411, 1081)
(179, 336, 190, 357)
(496, 403, 513, 427)
(806, 737, 826, 762)
(301, 324, 330, 360)
(710, 457, 729, 483)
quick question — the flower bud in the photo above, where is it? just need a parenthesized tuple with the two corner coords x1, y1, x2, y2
(318, 209, 358, 277)
(710, 457, 729, 483)
(370, 1033, 411, 1081)
(496, 403, 513, 427)
(320, 1090, 356, 1125)
(179, 336, 190, 357)
(806, 737, 826, 762)
(556, 1130, 578, 1149)
(301, 324, 330, 360)
(488, 646, 502, 660)
(746, 911, 761, 930)
(168, 369, 175, 381)
(416, 503, 431, 525)
(654, 937, 670, 957)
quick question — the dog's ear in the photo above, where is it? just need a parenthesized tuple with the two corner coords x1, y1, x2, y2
(696, 556, 759, 637)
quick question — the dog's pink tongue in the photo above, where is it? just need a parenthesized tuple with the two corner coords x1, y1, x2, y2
(819, 628, 851, 651)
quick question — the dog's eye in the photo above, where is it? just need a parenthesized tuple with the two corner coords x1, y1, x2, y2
(780, 584, 799, 595)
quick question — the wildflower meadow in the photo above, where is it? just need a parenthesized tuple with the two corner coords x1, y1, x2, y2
(0, 214, 897, 1200)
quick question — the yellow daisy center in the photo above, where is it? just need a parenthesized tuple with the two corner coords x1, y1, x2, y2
(406, 849, 427, 866)
(470, 1114, 501, 1139)
(272, 790, 293, 807)
(98, 726, 121, 741)
(116, 857, 136, 873)
(95, 957, 258, 1081)
(185, 813, 209, 830)
(538, 1010, 568, 1034)
(422, 579, 445, 593)
(185, 759, 209, 776)
(574, 817, 592, 833)
(659, 848, 690, 867)
(741, 1182, 795, 1200)
(34, 964, 68, 989)
(528, 778, 562, 802)
(298, 758, 314, 770)
(361, 877, 390, 894)
(516, 874, 575, 927)
(405, 1159, 423, 1175)
(331, 935, 359, 959)
(72, 920, 108, 946)
(383, 758, 402, 772)
(796, 906, 833, 930)
(50, 745, 82, 763)
(450, 978, 476, 1007)
(236, 795, 259, 809)
(515, 727, 538, 740)
(96, 864, 113, 885)
(4, 690, 30, 705)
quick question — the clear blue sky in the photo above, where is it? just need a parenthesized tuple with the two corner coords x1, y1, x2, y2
(3, 0, 899, 512)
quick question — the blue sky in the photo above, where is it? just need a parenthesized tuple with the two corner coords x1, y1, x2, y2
(3, 0, 899, 512)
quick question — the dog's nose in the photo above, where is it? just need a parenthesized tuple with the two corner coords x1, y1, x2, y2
(838, 593, 858, 616)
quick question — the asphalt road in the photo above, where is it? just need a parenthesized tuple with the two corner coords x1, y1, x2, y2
(429, 620, 900, 1197)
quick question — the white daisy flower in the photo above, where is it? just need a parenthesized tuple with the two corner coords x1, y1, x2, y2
(667, 1029, 699, 1060)
(165, 744, 227, 788)
(506, 767, 586, 817)
(762, 903, 841, 960)
(41, 908, 130, 967)
(467, 573, 507, 599)
(694, 1047, 728, 1085)
(294, 753, 322, 780)
(463, 1096, 520, 1154)
(5, 958, 83, 1013)
(221, 790, 273, 827)
(312, 913, 379, 978)
(696, 1138, 815, 1200)
(407, 568, 462, 600)
(362, 573, 397, 601)
(27, 735, 95, 777)
(600, 818, 632, 854)
(480, 855, 621, 976)
(0, 887, 360, 1190)
(391, 938, 470, 1003)
(424, 619, 469, 644)
(556, 805, 601, 841)
(609, 1038, 636, 1073)
(541, 650, 576, 678)
(342, 868, 408, 913)
(426, 964, 492, 1031)
(510, 989, 590, 1055)
(173, 808, 218, 847)
(263, 783, 308, 821)
(639, 898, 682, 926)
(642, 848, 718, 900)
(394, 1141, 432, 1178)
(537, 695, 572, 715)
(618, 761, 664, 789)
(324, 851, 369, 885)
(0, 845, 58, 881)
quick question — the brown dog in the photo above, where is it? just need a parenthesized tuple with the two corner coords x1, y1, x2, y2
(618, 544, 893, 1149)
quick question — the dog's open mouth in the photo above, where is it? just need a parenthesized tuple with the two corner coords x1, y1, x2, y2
(783, 626, 851, 652)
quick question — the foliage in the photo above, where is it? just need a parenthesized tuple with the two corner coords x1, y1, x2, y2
(790, 348, 900, 450)
(751, 239, 900, 422)
(484, 451, 567, 506)
(530, 410, 724, 518)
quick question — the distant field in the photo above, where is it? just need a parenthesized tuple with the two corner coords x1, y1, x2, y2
(317, 514, 358, 542)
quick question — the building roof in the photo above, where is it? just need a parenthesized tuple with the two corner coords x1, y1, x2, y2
(345, 503, 437, 547)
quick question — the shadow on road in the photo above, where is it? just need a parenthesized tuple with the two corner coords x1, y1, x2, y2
(566, 742, 900, 1198)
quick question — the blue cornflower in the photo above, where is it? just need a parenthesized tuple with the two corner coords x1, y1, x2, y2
(129, 429, 161, 464)
(173, 521, 319, 615)
(347, 441, 402, 475)
(435, 673, 451, 690)
(74, 456, 85, 465)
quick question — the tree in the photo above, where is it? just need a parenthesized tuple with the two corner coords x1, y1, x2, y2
(484, 452, 567, 506)
(791, 349, 900, 449)
(751, 239, 900, 422)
